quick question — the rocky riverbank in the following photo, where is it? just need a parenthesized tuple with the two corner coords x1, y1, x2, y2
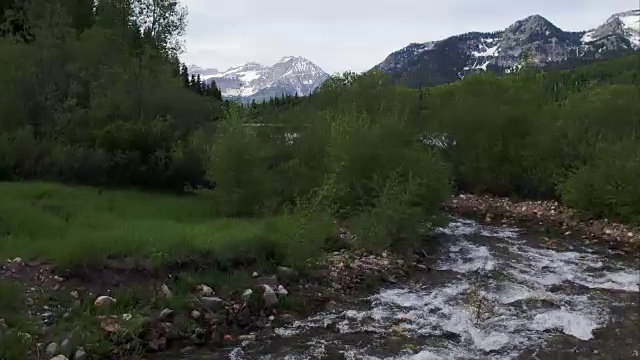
(445, 194, 640, 255)
(0, 244, 413, 360)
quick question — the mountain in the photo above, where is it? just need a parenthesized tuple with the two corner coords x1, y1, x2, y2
(189, 56, 329, 102)
(375, 9, 640, 87)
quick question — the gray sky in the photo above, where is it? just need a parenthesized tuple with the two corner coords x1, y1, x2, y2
(181, 0, 639, 74)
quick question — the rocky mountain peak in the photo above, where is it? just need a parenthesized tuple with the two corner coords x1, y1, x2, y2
(188, 56, 328, 102)
(503, 14, 563, 43)
(582, 9, 639, 47)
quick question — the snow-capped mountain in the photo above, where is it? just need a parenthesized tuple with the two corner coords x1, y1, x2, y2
(187, 65, 220, 79)
(189, 56, 329, 102)
(375, 9, 640, 87)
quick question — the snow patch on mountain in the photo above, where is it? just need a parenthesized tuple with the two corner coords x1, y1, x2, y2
(472, 44, 500, 57)
(189, 56, 328, 101)
(581, 10, 640, 48)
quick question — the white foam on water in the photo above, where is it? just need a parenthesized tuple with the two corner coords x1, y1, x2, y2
(530, 310, 599, 340)
(436, 218, 520, 239)
(233, 218, 639, 359)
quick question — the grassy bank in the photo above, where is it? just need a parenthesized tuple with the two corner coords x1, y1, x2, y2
(0, 182, 342, 359)
(0, 181, 333, 269)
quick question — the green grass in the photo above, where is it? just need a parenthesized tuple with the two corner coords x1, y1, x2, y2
(0, 182, 334, 267)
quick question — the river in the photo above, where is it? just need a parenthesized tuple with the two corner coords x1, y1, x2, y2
(182, 218, 640, 359)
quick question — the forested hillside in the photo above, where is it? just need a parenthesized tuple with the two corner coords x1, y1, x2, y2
(0, 0, 222, 190)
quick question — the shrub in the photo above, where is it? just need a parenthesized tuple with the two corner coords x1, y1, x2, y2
(558, 140, 640, 224)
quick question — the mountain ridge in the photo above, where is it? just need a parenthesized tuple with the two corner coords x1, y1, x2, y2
(375, 9, 640, 86)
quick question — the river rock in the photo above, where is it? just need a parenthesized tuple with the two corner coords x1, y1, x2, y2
(321, 346, 346, 360)
(262, 285, 278, 308)
(236, 306, 252, 327)
(159, 308, 174, 320)
(160, 285, 173, 299)
(94, 296, 116, 308)
(238, 334, 256, 342)
(190, 310, 201, 319)
(49, 356, 68, 360)
(180, 346, 196, 355)
(253, 275, 279, 288)
(200, 297, 224, 310)
(46, 342, 59, 357)
(382, 336, 403, 354)
(196, 284, 214, 297)
(60, 338, 72, 357)
(74, 348, 87, 360)
(242, 288, 253, 300)
(276, 285, 289, 297)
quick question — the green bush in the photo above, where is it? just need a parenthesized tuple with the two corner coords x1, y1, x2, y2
(559, 140, 640, 224)
(206, 109, 276, 216)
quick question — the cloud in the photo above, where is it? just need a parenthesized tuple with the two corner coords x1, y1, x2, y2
(181, 0, 638, 73)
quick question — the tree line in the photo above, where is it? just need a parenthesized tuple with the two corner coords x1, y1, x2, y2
(0, 0, 223, 189)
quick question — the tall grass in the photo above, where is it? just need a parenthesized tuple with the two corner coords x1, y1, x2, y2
(0, 182, 333, 267)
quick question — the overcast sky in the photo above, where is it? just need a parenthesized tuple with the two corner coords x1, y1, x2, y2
(181, 0, 638, 73)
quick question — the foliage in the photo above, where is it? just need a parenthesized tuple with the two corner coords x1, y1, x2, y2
(559, 140, 640, 224)
(0, 0, 221, 191)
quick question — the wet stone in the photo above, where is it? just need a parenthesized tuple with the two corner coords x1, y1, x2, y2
(382, 336, 403, 354)
(74, 348, 87, 360)
(60, 338, 72, 357)
(46, 342, 59, 357)
(200, 297, 224, 311)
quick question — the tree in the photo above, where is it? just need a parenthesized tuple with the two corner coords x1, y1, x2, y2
(132, 0, 187, 56)
(179, 63, 189, 87)
(68, 0, 95, 34)
(0, 0, 32, 42)
(196, 74, 203, 95)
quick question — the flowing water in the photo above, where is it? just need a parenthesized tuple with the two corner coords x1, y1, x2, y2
(184, 218, 640, 359)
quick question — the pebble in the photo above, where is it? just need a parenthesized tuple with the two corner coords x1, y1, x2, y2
(180, 346, 196, 355)
(200, 297, 224, 310)
(238, 334, 256, 342)
(262, 285, 278, 308)
(74, 348, 87, 360)
(159, 308, 174, 320)
(276, 285, 289, 297)
(49, 356, 68, 360)
(60, 338, 72, 357)
(70, 291, 78, 299)
(190, 310, 201, 319)
(160, 285, 173, 299)
(383, 336, 403, 354)
(242, 289, 253, 300)
(94, 296, 116, 308)
(196, 284, 214, 297)
(252, 272, 260, 278)
(223, 334, 234, 342)
(46, 342, 59, 357)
